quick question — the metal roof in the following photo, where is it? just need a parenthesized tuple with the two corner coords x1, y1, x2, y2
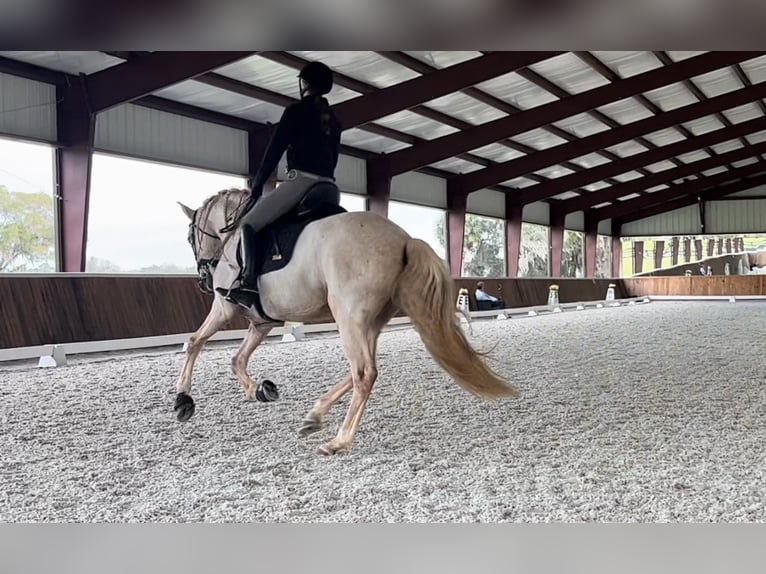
(2, 50, 766, 225)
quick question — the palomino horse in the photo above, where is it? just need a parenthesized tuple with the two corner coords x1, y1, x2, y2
(176, 187, 517, 455)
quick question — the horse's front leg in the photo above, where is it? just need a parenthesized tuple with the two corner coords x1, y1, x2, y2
(231, 322, 273, 400)
(174, 298, 231, 422)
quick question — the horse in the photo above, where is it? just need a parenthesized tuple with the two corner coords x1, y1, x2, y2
(176, 186, 518, 455)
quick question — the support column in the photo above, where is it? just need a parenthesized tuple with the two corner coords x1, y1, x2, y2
(584, 212, 599, 278)
(504, 197, 523, 277)
(717, 237, 724, 255)
(56, 79, 95, 272)
(683, 237, 692, 263)
(725, 237, 733, 253)
(634, 241, 644, 274)
(366, 159, 391, 217)
(695, 238, 703, 260)
(611, 236, 622, 277)
(671, 237, 680, 266)
(707, 239, 715, 257)
(549, 205, 565, 277)
(654, 240, 665, 269)
(446, 181, 468, 277)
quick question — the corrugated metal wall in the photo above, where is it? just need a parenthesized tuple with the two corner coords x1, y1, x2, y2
(565, 211, 584, 232)
(707, 199, 766, 233)
(95, 103, 249, 175)
(390, 171, 446, 208)
(622, 204, 701, 236)
(598, 219, 612, 235)
(0, 72, 56, 142)
(467, 189, 504, 218)
(729, 183, 766, 198)
(335, 154, 366, 194)
(522, 201, 549, 226)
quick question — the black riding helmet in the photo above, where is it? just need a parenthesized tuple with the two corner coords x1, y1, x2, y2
(298, 61, 334, 96)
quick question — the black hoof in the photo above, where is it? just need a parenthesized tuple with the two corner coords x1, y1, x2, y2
(298, 417, 322, 437)
(174, 392, 196, 422)
(255, 379, 279, 402)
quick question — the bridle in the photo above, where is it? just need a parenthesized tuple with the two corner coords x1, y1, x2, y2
(187, 189, 251, 293)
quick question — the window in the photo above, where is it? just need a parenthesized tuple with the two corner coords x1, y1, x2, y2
(518, 222, 550, 277)
(456, 213, 505, 277)
(562, 230, 584, 277)
(388, 200, 447, 260)
(86, 153, 247, 273)
(0, 136, 56, 273)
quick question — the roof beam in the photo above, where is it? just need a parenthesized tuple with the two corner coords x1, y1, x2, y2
(560, 139, 766, 213)
(454, 77, 766, 195)
(330, 51, 563, 130)
(370, 51, 763, 178)
(595, 159, 766, 221)
(86, 52, 257, 113)
(569, 52, 684, 173)
(518, 115, 766, 204)
(378, 51, 627, 187)
(612, 169, 766, 225)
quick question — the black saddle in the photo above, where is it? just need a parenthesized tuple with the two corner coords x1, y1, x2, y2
(248, 180, 346, 274)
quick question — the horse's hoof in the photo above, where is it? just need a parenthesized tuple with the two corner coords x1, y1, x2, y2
(174, 392, 195, 422)
(255, 379, 279, 402)
(298, 415, 322, 437)
(317, 442, 345, 456)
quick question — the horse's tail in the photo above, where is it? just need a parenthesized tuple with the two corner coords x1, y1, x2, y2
(392, 238, 518, 400)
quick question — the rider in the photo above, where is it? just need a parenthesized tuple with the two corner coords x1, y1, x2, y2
(216, 60, 342, 308)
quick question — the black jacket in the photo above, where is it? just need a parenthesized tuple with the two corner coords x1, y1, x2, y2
(251, 95, 342, 194)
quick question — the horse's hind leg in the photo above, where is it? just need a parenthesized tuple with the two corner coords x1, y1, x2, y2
(318, 312, 383, 456)
(298, 373, 353, 437)
(174, 299, 230, 422)
(232, 322, 273, 400)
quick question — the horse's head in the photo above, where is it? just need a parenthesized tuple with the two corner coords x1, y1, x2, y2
(179, 187, 250, 293)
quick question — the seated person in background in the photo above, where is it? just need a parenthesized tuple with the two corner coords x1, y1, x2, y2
(474, 281, 505, 309)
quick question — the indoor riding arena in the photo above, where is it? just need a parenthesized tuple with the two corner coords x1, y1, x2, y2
(2, 51, 766, 523)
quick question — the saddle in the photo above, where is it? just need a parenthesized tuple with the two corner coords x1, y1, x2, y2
(236, 181, 347, 319)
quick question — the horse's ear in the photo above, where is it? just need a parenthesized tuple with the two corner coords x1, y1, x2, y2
(178, 202, 196, 221)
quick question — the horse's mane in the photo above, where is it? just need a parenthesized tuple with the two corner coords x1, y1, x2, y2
(198, 187, 249, 213)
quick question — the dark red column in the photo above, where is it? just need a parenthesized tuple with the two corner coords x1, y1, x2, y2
(654, 240, 665, 269)
(695, 238, 703, 260)
(707, 239, 715, 256)
(505, 197, 523, 277)
(366, 162, 391, 218)
(549, 205, 565, 277)
(611, 237, 622, 277)
(671, 237, 680, 265)
(634, 241, 645, 274)
(584, 212, 599, 277)
(56, 79, 95, 272)
(446, 181, 468, 276)
(683, 237, 692, 262)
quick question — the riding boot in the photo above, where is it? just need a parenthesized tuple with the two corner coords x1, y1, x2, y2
(240, 224, 259, 292)
(215, 225, 260, 308)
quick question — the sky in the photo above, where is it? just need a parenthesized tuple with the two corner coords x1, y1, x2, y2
(0, 135, 446, 271)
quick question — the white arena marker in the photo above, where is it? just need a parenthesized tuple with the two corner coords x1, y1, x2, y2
(596, 303, 603, 309)
(528, 310, 537, 317)
(282, 324, 306, 342)
(38, 345, 67, 368)
(496, 313, 507, 320)
(729, 296, 736, 303)
(553, 306, 563, 313)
